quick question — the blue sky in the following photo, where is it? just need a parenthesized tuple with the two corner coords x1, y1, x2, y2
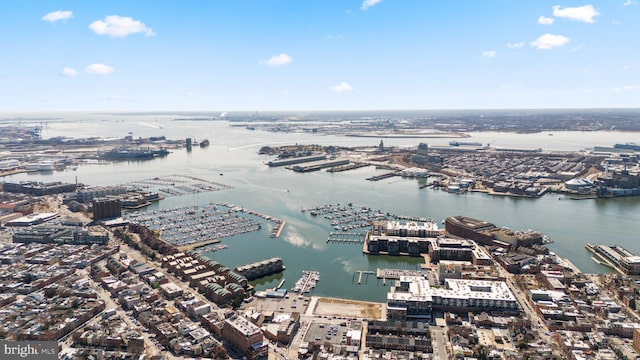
(1, 0, 638, 111)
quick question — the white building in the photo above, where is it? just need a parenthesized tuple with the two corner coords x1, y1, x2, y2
(387, 276, 518, 320)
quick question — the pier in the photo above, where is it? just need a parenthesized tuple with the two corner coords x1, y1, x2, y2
(177, 238, 221, 252)
(353, 270, 375, 285)
(291, 270, 320, 293)
(272, 220, 286, 238)
(366, 172, 399, 181)
(326, 162, 370, 173)
(326, 231, 367, 244)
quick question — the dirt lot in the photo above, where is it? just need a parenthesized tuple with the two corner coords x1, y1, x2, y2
(313, 297, 383, 320)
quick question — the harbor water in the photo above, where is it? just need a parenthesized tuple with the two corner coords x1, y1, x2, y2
(3, 112, 640, 302)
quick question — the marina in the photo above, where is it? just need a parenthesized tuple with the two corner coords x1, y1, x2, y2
(123, 202, 284, 248)
(126, 174, 233, 198)
(291, 270, 320, 294)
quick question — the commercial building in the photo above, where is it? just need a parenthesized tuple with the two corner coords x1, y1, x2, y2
(5, 212, 59, 227)
(387, 276, 518, 321)
(222, 315, 267, 359)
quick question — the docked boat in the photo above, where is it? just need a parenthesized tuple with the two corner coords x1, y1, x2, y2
(38, 161, 55, 172)
(199, 139, 210, 147)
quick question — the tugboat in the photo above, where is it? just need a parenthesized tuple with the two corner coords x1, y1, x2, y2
(199, 139, 210, 147)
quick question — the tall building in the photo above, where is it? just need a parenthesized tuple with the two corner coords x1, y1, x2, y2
(92, 197, 121, 220)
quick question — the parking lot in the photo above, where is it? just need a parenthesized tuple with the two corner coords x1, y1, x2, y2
(304, 321, 352, 345)
(246, 294, 311, 313)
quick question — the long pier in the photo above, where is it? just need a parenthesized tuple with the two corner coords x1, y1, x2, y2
(177, 238, 221, 252)
(326, 163, 370, 173)
(366, 172, 399, 181)
(326, 231, 367, 243)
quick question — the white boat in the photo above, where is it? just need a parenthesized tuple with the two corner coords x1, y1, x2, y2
(38, 161, 55, 171)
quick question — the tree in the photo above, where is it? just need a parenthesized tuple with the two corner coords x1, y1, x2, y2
(231, 293, 245, 309)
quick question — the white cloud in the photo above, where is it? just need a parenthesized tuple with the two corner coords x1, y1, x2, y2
(89, 15, 155, 37)
(614, 85, 640, 92)
(529, 33, 570, 50)
(507, 41, 525, 48)
(265, 53, 292, 67)
(623, 65, 631, 70)
(332, 82, 353, 93)
(482, 50, 496, 59)
(85, 63, 114, 75)
(552, 5, 600, 23)
(62, 67, 78, 77)
(42, 10, 73, 23)
(326, 34, 343, 40)
(624, 0, 635, 6)
(361, 0, 383, 10)
(538, 16, 555, 25)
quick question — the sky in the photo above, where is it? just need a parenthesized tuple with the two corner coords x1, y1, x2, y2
(1, 0, 638, 111)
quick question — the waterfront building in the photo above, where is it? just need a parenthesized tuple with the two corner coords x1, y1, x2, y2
(593, 245, 640, 275)
(374, 220, 440, 238)
(445, 216, 495, 245)
(3, 181, 76, 196)
(387, 276, 518, 321)
(222, 315, 267, 359)
(444, 215, 543, 249)
(234, 257, 285, 280)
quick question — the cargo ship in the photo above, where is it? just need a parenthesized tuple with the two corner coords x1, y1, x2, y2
(449, 140, 483, 147)
(98, 147, 170, 160)
(614, 143, 640, 151)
